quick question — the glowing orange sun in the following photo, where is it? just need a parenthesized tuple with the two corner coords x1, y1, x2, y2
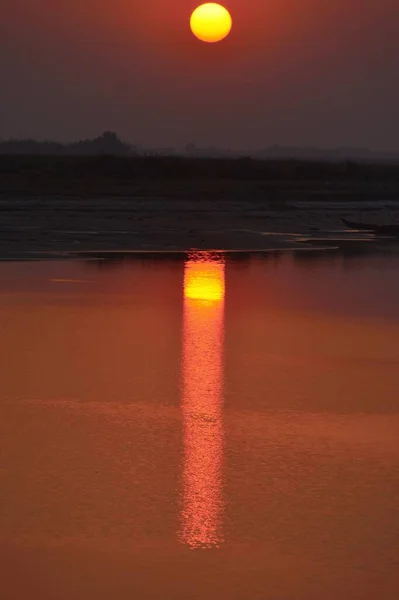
(190, 3, 232, 43)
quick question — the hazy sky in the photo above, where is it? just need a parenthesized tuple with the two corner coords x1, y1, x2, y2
(1, 0, 399, 149)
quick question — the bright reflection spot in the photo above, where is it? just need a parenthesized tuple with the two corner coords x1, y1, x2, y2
(184, 255, 225, 302)
(179, 252, 225, 549)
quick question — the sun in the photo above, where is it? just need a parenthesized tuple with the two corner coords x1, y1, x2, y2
(190, 3, 232, 43)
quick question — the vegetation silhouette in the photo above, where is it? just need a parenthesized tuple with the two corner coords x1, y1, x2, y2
(0, 131, 133, 157)
(1, 132, 399, 185)
(2, 134, 399, 211)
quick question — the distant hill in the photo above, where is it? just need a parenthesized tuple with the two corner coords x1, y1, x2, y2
(0, 132, 135, 156)
(1, 132, 399, 162)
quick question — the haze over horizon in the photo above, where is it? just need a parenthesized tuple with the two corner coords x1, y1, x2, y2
(2, 1, 399, 151)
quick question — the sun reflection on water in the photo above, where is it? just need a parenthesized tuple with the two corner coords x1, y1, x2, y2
(179, 252, 225, 549)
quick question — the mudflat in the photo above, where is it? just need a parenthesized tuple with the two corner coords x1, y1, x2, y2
(1, 155, 399, 257)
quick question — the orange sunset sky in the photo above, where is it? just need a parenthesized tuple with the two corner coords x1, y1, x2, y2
(1, 0, 398, 149)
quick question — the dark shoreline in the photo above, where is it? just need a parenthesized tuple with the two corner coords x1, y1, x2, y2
(1, 155, 399, 258)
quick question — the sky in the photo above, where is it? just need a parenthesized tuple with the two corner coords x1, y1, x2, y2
(1, 0, 399, 150)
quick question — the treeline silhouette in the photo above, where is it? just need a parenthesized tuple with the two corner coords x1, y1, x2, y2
(0, 131, 133, 156)
(2, 132, 399, 189)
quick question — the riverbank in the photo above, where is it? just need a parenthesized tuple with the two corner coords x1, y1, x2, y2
(1, 155, 399, 258)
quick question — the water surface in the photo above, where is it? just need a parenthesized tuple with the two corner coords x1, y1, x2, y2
(1, 252, 398, 600)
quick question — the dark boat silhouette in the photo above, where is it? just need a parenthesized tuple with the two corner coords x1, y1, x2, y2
(341, 217, 399, 236)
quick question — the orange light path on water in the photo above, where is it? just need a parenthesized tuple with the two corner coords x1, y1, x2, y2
(179, 253, 225, 548)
